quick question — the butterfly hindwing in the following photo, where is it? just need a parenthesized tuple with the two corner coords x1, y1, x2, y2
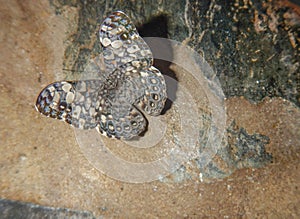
(95, 68, 146, 139)
(97, 103, 146, 140)
(138, 66, 167, 116)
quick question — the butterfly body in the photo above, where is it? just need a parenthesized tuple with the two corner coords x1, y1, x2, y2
(36, 11, 167, 139)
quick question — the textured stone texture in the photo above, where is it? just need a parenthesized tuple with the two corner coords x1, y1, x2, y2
(46, 0, 297, 179)
(0, 199, 96, 219)
(50, 0, 299, 106)
(0, 0, 299, 218)
(186, 0, 299, 107)
(196, 121, 272, 180)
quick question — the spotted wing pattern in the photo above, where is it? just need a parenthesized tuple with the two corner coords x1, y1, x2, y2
(137, 66, 167, 116)
(99, 11, 153, 74)
(36, 11, 167, 139)
(96, 67, 147, 139)
(35, 81, 100, 130)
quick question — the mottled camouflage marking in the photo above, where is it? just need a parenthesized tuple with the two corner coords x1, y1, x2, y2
(99, 11, 153, 74)
(35, 11, 167, 139)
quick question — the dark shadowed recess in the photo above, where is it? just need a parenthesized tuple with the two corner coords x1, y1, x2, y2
(138, 15, 177, 114)
(289, 0, 300, 6)
(0, 199, 95, 219)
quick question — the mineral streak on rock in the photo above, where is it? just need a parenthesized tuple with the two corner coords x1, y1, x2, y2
(195, 121, 272, 181)
(227, 121, 272, 169)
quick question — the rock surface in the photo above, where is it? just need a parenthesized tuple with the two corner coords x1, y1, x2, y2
(0, 0, 299, 218)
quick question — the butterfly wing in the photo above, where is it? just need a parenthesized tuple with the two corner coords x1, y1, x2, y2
(95, 65, 167, 139)
(99, 11, 167, 116)
(97, 103, 146, 140)
(99, 11, 153, 74)
(138, 66, 167, 116)
(95, 68, 146, 139)
(35, 73, 147, 139)
(35, 80, 101, 130)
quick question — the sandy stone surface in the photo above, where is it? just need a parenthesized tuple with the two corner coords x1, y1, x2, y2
(0, 1, 299, 217)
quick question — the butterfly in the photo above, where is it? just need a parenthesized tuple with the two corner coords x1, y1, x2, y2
(35, 11, 167, 139)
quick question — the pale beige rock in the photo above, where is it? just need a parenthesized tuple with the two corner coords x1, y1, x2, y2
(0, 1, 299, 218)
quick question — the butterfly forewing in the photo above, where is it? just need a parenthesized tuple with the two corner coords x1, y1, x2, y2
(36, 81, 100, 129)
(99, 11, 153, 74)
